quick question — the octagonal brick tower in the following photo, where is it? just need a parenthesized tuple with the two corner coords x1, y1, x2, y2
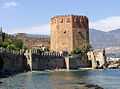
(50, 15, 89, 53)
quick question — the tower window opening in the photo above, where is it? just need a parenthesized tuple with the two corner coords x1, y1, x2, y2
(60, 18, 63, 23)
(66, 18, 70, 23)
(64, 31, 66, 34)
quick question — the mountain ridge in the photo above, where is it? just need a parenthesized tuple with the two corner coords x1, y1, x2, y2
(90, 28, 120, 48)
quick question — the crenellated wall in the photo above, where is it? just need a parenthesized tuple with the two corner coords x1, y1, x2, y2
(0, 48, 28, 74)
(31, 49, 90, 70)
(24, 49, 66, 70)
(0, 48, 90, 74)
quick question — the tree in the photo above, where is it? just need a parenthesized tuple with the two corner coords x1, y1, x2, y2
(13, 39, 24, 50)
(71, 48, 82, 54)
(0, 33, 24, 50)
(1, 41, 9, 48)
(7, 44, 16, 50)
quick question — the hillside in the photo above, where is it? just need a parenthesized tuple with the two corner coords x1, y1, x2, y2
(90, 29, 120, 49)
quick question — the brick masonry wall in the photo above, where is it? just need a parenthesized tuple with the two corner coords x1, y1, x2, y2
(50, 15, 89, 53)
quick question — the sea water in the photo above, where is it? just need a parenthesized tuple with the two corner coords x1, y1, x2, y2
(0, 69, 120, 89)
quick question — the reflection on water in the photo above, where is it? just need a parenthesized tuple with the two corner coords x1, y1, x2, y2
(0, 69, 120, 89)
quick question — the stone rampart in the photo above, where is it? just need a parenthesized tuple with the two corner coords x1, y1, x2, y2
(32, 54, 65, 70)
(0, 48, 28, 75)
(30, 49, 90, 70)
(0, 48, 90, 73)
(69, 54, 90, 69)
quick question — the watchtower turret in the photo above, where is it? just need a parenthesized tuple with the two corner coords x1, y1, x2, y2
(50, 15, 89, 53)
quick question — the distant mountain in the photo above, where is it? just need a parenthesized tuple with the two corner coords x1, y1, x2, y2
(90, 29, 120, 49)
(25, 34, 50, 38)
(15, 33, 50, 38)
(109, 29, 120, 39)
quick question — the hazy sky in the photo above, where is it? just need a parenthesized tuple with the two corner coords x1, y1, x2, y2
(0, 0, 120, 34)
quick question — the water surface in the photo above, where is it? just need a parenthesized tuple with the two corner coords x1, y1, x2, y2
(0, 69, 120, 89)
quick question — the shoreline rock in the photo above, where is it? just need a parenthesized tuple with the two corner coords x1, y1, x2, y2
(0, 81, 3, 84)
(55, 81, 104, 89)
(85, 84, 104, 89)
(73, 82, 104, 89)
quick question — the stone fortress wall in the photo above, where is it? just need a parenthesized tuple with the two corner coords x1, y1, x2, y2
(0, 48, 28, 74)
(0, 48, 90, 73)
(26, 49, 90, 70)
(16, 33, 50, 49)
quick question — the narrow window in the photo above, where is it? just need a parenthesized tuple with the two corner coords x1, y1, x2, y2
(66, 18, 70, 23)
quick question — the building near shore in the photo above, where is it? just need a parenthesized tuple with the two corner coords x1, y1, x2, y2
(50, 15, 89, 53)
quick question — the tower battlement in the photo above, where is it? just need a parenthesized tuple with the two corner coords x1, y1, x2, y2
(51, 15, 88, 29)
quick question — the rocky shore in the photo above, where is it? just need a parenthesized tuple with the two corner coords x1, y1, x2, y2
(107, 60, 120, 69)
(54, 81, 104, 89)
(72, 83, 104, 89)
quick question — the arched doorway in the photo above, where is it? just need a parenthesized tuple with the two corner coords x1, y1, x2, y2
(0, 56, 4, 71)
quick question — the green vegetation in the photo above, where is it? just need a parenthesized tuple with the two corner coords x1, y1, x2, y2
(0, 33, 25, 50)
(71, 48, 82, 54)
(71, 44, 92, 55)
